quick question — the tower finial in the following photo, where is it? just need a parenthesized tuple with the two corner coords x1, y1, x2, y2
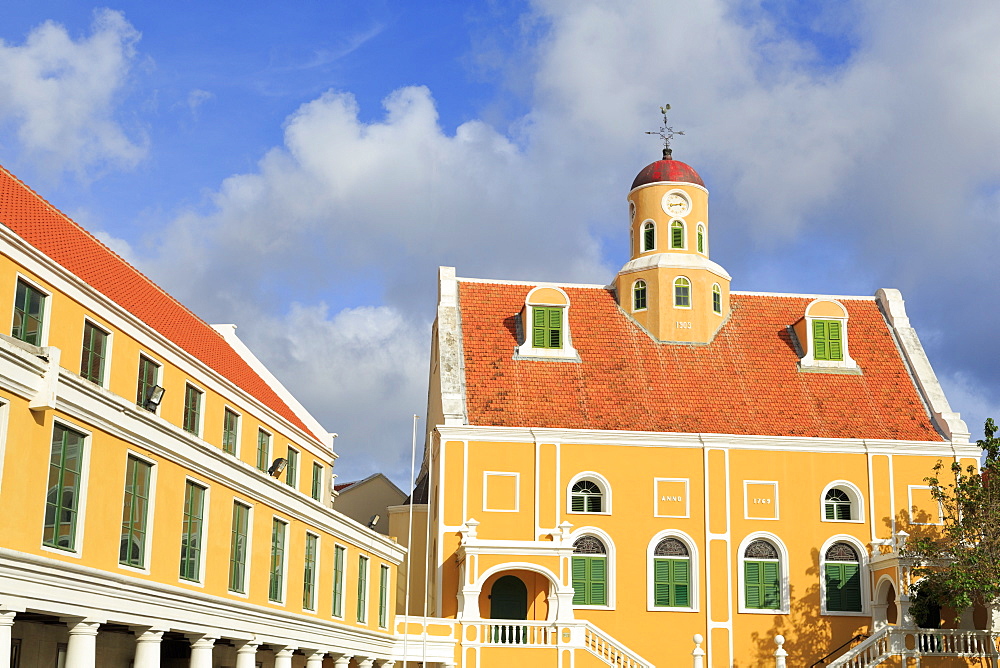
(645, 103, 685, 160)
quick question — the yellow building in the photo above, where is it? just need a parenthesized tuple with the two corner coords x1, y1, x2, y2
(393, 151, 986, 667)
(0, 165, 408, 667)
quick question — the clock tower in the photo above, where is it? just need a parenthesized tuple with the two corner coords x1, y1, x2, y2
(614, 148, 732, 344)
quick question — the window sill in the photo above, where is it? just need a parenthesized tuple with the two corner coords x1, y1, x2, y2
(566, 510, 611, 516)
(739, 607, 788, 615)
(648, 606, 699, 613)
(573, 604, 615, 611)
(41, 543, 82, 559)
(822, 609, 868, 617)
(821, 518, 864, 524)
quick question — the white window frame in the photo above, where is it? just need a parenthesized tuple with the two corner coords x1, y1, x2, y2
(80, 317, 113, 388)
(117, 450, 158, 575)
(0, 400, 9, 498)
(673, 276, 692, 310)
(40, 420, 92, 559)
(332, 543, 348, 619)
(820, 480, 865, 523)
(136, 352, 163, 415)
(646, 529, 699, 612)
(567, 471, 612, 515)
(737, 532, 790, 614)
(11, 273, 52, 346)
(178, 476, 210, 587)
(516, 286, 579, 360)
(696, 223, 707, 255)
(669, 219, 687, 250)
(303, 531, 321, 612)
(256, 427, 272, 472)
(569, 526, 616, 611)
(268, 516, 290, 605)
(221, 406, 242, 458)
(357, 553, 370, 624)
(819, 535, 870, 617)
(641, 219, 656, 252)
(182, 382, 206, 438)
(228, 498, 254, 597)
(799, 299, 859, 371)
(632, 279, 648, 312)
(711, 283, 722, 315)
(285, 446, 300, 489)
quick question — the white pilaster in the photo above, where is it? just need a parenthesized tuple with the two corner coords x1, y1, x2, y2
(132, 627, 165, 668)
(334, 655, 354, 668)
(64, 619, 101, 668)
(235, 641, 261, 668)
(304, 649, 327, 668)
(187, 634, 217, 668)
(274, 647, 296, 668)
(0, 612, 16, 668)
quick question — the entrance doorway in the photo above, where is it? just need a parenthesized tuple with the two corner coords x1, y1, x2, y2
(490, 575, 528, 620)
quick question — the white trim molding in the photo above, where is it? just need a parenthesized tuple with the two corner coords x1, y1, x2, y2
(818, 534, 870, 617)
(566, 471, 612, 516)
(820, 480, 865, 524)
(646, 529, 700, 612)
(736, 532, 790, 615)
(568, 526, 616, 612)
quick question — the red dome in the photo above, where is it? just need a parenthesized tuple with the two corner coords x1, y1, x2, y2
(631, 158, 704, 190)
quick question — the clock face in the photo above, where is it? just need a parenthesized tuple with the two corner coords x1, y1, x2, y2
(662, 192, 690, 217)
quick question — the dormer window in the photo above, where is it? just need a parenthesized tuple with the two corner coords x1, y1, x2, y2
(516, 286, 579, 360)
(642, 221, 655, 252)
(633, 280, 647, 311)
(794, 299, 858, 372)
(670, 221, 685, 249)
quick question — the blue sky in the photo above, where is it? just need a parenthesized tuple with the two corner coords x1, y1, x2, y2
(1, 1, 998, 485)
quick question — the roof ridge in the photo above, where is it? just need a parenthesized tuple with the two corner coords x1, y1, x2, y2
(0, 164, 228, 348)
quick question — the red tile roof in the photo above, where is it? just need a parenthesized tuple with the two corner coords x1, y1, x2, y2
(457, 281, 943, 441)
(0, 165, 316, 440)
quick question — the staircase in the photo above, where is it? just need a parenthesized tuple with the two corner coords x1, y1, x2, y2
(583, 622, 655, 668)
(828, 628, 1000, 667)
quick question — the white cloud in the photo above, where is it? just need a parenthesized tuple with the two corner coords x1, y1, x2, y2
(0, 9, 146, 177)
(138, 0, 1000, 482)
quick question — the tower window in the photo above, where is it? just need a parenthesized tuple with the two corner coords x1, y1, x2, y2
(633, 280, 647, 311)
(697, 224, 705, 254)
(532, 307, 563, 349)
(712, 284, 722, 314)
(813, 320, 843, 361)
(642, 221, 655, 252)
(673, 277, 691, 308)
(670, 221, 685, 249)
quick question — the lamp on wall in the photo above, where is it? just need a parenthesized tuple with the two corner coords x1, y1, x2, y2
(268, 458, 288, 477)
(144, 385, 165, 410)
(367, 514, 380, 529)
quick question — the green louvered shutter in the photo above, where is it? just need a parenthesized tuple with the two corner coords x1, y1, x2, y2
(571, 494, 585, 512)
(589, 557, 607, 605)
(654, 559, 672, 606)
(836, 502, 851, 520)
(548, 308, 562, 348)
(842, 563, 862, 611)
(745, 561, 762, 608)
(825, 563, 844, 611)
(825, 501, 836, 520)
(827, 321, 844, 360)
(671, 222, 683, 248)
(644, 225, 654, 251)
(813, 320, 828, 360)
(762, 561, 780, 609)
(672, 560, 690, 607)
(572, 557, 587, 604)
(533, 308, 546, 347)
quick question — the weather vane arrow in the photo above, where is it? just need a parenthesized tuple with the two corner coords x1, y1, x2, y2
(645, 103, 684, 159)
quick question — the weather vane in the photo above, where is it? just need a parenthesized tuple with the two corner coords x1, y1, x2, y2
(645, 103, 684, 159)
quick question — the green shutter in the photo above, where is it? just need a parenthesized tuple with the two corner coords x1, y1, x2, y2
(572, 556, 587, 604)
(826, 563, 862, 612)
(813, 320, 828, 360)
(673, 560, 690, 607)
(585, 494, 602, 513)
(654, 559, 672, 606)
(654, 558, 691, 608)
(532, 308, 546, 347)
(825, 502, 835, 520)
(825, 563, 844, 611)
(827, 321, 844, 360)
(836, 502, 851, 520)
(762, 561, 780, 609)
(570, 494, 584, 512)
(745, 561, 762, 608)
(842, 563, 862, 611)
(671, 222, 683, 248)
(332, 545, 345, 617)
(548, 308, 562, 348)
(644, 225, 654, 251)
(589, 557, 607, 605)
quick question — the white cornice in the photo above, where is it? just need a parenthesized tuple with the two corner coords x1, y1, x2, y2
(434, 425, 979, 458)
(0, 224, 330, 453)
(618, 252, 731, 279)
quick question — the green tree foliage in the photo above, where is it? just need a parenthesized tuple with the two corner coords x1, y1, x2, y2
(907, 418, 1000, 615)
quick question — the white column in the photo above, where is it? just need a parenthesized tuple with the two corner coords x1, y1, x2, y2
(304, 649, 327, 668)
(0, 612, 16, 668)
(773, 635, 787, 668)
(235, 641, 260, 668)
(132, 628, 165, 668)
(358, 659, 375, 668)
(379, 661, 395, 668)
(692, 633, 705, 668)
(64, 619, 101, 668)
(274, 647, 296, 668)
(187, 635, 217, 668)
(334, 655, 354, 668)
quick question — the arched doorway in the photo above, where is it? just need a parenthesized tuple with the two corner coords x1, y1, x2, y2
(490, 575, 528, 620)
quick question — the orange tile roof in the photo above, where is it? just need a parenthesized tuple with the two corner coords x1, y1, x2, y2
(457, 281, 943, 441)
(0, 165, 317, 441)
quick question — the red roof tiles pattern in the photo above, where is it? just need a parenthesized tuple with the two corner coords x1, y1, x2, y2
(0, 165, 315, 439)
(457, 281, 943, 441)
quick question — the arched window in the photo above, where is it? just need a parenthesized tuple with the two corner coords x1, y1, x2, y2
(697, 224, 705, 253)
(653, 538, 691, 608)
(674, 277, 691, 308)
(670, 220, 685, 249)
(642, 221, 655, 252)
(743, 539, 781, 610)
(821, 482, 863, 522)
(712, 284, 722, 314)
(824, 542, 862, 612)
(629, 201, 636, 223)
(633, 280, 647, 311)
(572, 536, 608, 606)
(570, 480, 604, 513)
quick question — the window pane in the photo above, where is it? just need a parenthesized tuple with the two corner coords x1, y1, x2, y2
(332, 545, 346, 617)
(137, 355, 159, 409)
(257, 430, 271, 471)
(179, 482, 206, 581)
(311, 462, 323, 501)
(357, 555, 369, 622)
(12, 279, 45, 345)
(182, 385, 203, 435)
(80, 322, 108, 384)
(229, 502, 250, 592)
(303, 534, 318, 610)
(269, 519, 287, 602)
(286, 448, 298, 488)
(120, 455, 152, 567)
(222, 409, 239, 455)
(379, 564, 390, 627)
(43, 425, 84, 551)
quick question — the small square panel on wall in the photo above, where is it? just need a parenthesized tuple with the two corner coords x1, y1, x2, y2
(908, 485, 943, 525)
(744, 481, 779, 520)
(654, 478, 690, 518)
(483, 472, 519, 512)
